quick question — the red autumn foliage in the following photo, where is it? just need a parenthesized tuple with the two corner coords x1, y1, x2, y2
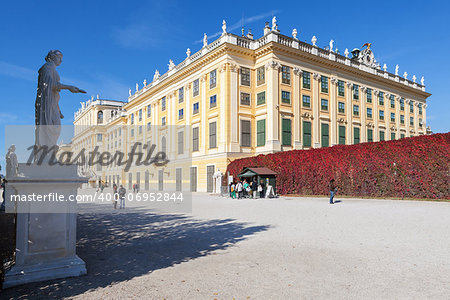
(227, 133, 450, 199)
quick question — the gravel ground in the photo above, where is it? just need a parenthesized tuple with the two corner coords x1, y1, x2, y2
(1, 192, 449, 299)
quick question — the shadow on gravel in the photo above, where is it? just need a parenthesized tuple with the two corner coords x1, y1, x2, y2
(1, 202, 270, 299)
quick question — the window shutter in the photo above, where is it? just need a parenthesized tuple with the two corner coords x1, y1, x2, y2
(367, 129, 373, 142)
(303, 121, 311, 147)
(282, 119, 291, 146)
(257, 119, 266, 146)
(338, 125, 345, 145)
(354, 127, 360, 144)
(321, 123, 329, 147)
(209, 122, 216, 148)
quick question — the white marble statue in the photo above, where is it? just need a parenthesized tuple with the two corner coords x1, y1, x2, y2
(129, 88, 132, 97)
(292, 28, 298, 39)
(395, 64, 399, 76)
(329, 40, 334, 52)
(213, 169, 223, 194)
(203, 33, 208, 47)
(311, 36, 317, 46)
(412, 75, 416, 83)
(383, 64, 387, 72)
(186, 48, 191, 57)
(420, 76, 425, 86)
(135, 83, 139, 92)
(168, 59, 175, 71)
(35, 50, 86, 150)
(403, 71, 408, 79)
(222, 20, 227, 34)
(272, 16, 277, 30)
(153, 69, 160, 81)
(6, 145, 19, 178)
(143, 79, 147, 86)
(344, 48, 349, 58)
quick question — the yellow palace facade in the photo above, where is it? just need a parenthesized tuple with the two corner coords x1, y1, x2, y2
(72, 18, 431, 193)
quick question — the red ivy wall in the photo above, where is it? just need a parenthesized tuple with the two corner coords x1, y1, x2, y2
(227, 133, 450, 199)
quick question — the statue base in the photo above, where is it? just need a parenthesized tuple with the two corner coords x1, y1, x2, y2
(3, 163, 88, 288)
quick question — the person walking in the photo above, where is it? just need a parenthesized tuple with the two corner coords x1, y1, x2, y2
(118, 185, 126, 209)
(230, 181, 236, 199)
(243, 180, 249, 198)
(135, 182, 140, 193)
(329, 179, 337, 204)
(112, 183, 118, 209)
(251, 177, 258, 198)
(258, 179, 265, 198)
(236, 180, 243, 199)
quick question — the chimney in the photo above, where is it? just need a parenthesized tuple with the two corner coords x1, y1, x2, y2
(264, 21, 270, 35)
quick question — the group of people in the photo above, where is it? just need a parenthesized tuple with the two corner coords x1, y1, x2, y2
(112, 182, 127, 209)
(229, 178, 266, 199)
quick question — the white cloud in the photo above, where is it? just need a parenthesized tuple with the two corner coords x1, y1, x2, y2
(0, 61, 35, 81)
(0, 113, 19, 123)
(111, 23, 160, 49)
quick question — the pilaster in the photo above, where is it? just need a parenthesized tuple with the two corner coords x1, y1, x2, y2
(229, 64, 240, 152)
(266, 61, 282, 151)
(330, 77, 338, 145)
(346, 81, 353, 144)
(293, 67, 302, 149)
(312, 72, 321, 148)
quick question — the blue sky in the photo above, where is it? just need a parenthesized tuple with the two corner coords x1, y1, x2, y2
(0, 0, 449, 171)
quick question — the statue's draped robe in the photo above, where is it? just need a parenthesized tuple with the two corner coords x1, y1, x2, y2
(35, 62, 61, 148)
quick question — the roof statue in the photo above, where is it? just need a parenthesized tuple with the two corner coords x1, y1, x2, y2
(186, 48, 191, 57)
(203, 33, 208, 47)
(311, 36, 317, 46)
(153, 69, 160, 81)
(222, 20, 227, 34)
(329, 40, 334, 52)
(421, 76, 425, 86)
(292, 28, 298, 40)
(395, 64, 399, 76)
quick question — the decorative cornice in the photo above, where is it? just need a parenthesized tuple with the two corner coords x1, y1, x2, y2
(373, 89, 379, 95)
(346, 81, 353, 88)
(337, 118, 348, 124)
(200, 74, 208, 82)
(301, 112, 313, 120)
(229, 63, 239, 73)
(313, 72, 321, 80)
(360, 86, 367, 92)
(330, 77, 338, 84)
(293, 67, 302, 75)
(265, 60, 281, 70)
(219, 63, 227, 73)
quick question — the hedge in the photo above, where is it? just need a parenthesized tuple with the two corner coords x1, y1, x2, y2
(227, 133, 450, 199)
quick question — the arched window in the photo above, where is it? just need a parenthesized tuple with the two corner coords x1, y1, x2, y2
(97, 111, 103, 124)
(131, 114, 134, 124)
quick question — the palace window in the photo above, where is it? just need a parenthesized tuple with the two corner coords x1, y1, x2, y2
(193, 102, 199, 115)
(419, 103, 423, 115)
(240, 67, 250, 86)
(282, 118, 291, 146)
(354, 127, 360, 144)
(379, 110, 384, 121)
(178, 87, 184, 103)
(401, 133, 405, 139)
(419, 118, 423, 127)
(178, 131, 184, 154)
(367, 129, 373, 142)
(400, 115, 405, 124)
(282, 91, 291, 104)
(240, 93, 251, 106)
(241, 120, 251, 147)
(147, 122, 151, 131)
(302, 71, 311, 89)
(257, 92, 265, 105)
(338, 80, 345, 97)
(400, 98, 404, 111)
(321, 99, 328, 111)
(192, 127, 199, 152)
(303, 121, 311, 147)
(321, 123, 329, 147)
(209, 121, 217, 148)
(338, 102, 345, 113)
(391, 112, 395, 122)
(131, 128, 134, 137)
(391, 132, 396, 140)
(147, 104, 151, 117)
(380, 130, 385, 141)
(257, 119, 266, 146)
(367, 108, 372, 118)
(139, 125, 142, 134)
(390, 95, 395, 108)
(210, 95, 217, 108)
(281, 65, 291, 84)
(131, 114, 134, 124)
(410, 117, 414, 125)
(161, 97, 166, 111)
(97, 133, 102, 142)
(367, 88, 372, 103)
(410, 102, 414, 113)
(257, 66, 265, 85)
(353, 105, 359, 116)
(338, 125, 345, 145)
(97, 111, 103, 124)
(139, 109, 142, 121)
(353, 85, 359, 100)
(379, 92, 384, 105)
(210, 69, 217, 89)
(161, 116, 166, 126)
(178, 108, 184, 120)
(193, 79, 199, 97)
(321, 76, 329, 93)
(303, 95, 311, 108)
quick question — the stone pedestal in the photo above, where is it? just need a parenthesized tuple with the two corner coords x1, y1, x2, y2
(3, 164, 88, 288)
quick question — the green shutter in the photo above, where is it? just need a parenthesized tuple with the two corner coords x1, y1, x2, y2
(303, 121, 311, 147)
(391, 132, 396, 140)
(338, 125, 345, 145)
(282, 119, 291, 146)
(321, 123, 329, 147)
(257, 119, 266, 146)
(354, 127, 360, 144)
(367, 129, 373, 142)
(380, 131, 385, 141)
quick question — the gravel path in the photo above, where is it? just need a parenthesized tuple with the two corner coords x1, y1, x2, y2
(2, 193, 449, 299)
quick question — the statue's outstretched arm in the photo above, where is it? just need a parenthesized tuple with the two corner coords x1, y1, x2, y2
(55, 82, 86, 94)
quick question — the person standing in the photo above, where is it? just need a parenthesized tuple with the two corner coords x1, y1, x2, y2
(236, 180, 243, 199)
(118, 185, 126, 209)
(243, 180, 249, 198)
(230, 181, 236, 199)
(112, 183, 118, 209)
(258, 179, 265, 198)
(329, 179, 337, 204)
(252, 177, 258, 198)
